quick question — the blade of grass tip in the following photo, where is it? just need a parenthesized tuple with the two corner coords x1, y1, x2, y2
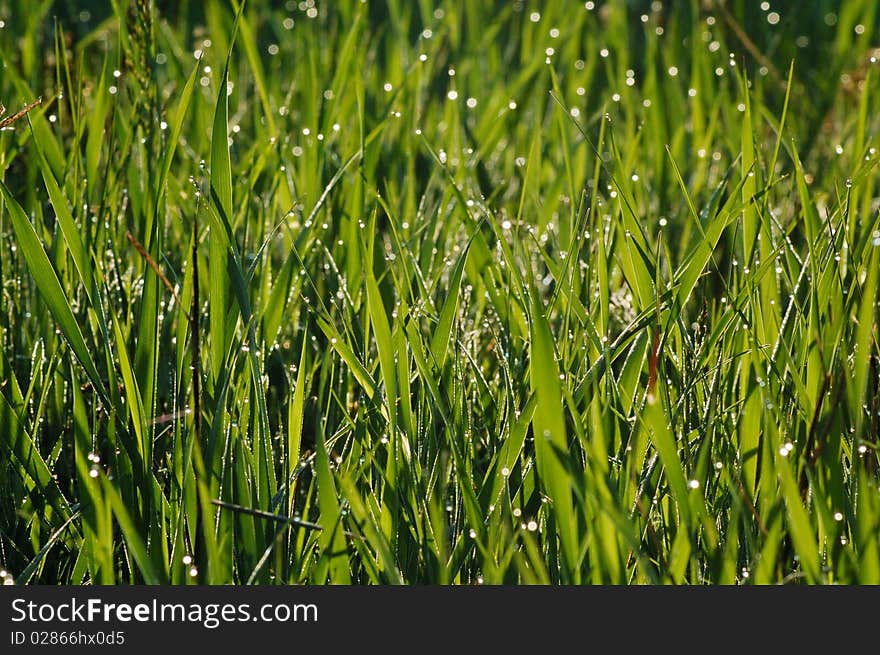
(741, 71, 759, 266)
(429, 240, 470, 370)
(672, 160, 740, 308)
(85, 54, 110, 201)
(548, 68, 578, 245)
(323, 2, 364, 136)
(616, 330, 650, 416)
(766, 62, 795, 189)
(791, 146, 821, 273)
(0, 180, 105, 400)
(363, 240, 397, 436)
(261, 246, 297, 348)
(208, 2, 243, 382)
(157, 56, 200, 204)
(665, 144, 705, 236)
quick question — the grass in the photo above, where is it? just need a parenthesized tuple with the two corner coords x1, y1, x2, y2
(0, 0, 878, 585)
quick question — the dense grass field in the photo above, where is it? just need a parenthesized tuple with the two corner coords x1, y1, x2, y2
(0, 0, 878, 585)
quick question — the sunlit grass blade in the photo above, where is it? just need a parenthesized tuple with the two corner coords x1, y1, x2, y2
(313, 426, 352, 584)
(527, 281, 578, 580)
(0, 180, 105, 398)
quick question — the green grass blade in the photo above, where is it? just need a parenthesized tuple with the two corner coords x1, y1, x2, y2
(528, 282, 577, 580)
(0, 180, 104, 396)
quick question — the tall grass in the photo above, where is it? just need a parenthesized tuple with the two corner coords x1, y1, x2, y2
(0, 0, 878, 584)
